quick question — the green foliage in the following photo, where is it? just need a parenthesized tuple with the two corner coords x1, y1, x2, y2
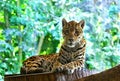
(40, 33, 60, 55)
(0, 0, 120, 81)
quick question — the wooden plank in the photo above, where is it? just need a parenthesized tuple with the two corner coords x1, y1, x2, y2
(75, 65, 120, 81)
(4, 75, 26, 81)
(4, 68, 97, 81)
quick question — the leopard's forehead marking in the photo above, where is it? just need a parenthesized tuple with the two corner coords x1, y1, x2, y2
(67, 21, 80, 31)
(67, 21, 78, 32)
(68, 21, 77, 27)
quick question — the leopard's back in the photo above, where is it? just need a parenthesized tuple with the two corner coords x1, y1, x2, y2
(21, 53, 59, 74)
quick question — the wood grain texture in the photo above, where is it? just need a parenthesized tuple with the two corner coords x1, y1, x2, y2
(4, 68, 97, 81)
(5, 65, 120, 81)
(75, 65, 120, 81)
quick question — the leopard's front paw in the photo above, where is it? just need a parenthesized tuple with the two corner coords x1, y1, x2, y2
(52, 66, 64, 73)
(63, 67, 75, 74)
(63, 66, 75, 74)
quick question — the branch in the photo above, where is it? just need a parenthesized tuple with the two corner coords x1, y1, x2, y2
(4, 9, 10, 28)
(0, 22, 5, 28)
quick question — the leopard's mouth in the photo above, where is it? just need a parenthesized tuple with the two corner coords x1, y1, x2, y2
(69, 42, 73, 45)
(67, 42, 75, 47)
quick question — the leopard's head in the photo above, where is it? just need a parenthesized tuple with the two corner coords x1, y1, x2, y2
(62, 18, 85, 48)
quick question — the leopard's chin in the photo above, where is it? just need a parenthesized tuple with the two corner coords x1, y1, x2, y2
(67, 43, 75, 48)
(67, 45, 75, 48)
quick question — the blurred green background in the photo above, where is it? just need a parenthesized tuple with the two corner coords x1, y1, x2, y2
(0, 0, 120, 81)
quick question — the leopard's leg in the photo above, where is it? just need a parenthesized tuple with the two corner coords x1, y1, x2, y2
(52, 61, 64, 73)
(62, 60, 84, 74)
(21, 58, 50, 74)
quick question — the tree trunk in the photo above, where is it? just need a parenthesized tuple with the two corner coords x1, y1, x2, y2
(17, 0, 23, 68)
(4, 65, 120, 81)
(36, 36, 45, 55)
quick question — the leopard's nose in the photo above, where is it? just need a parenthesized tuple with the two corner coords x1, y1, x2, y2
(69, 38, 74, 42)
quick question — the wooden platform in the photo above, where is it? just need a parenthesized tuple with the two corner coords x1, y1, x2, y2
(5, 65, 120, 81)
(4, 68, 97, 81)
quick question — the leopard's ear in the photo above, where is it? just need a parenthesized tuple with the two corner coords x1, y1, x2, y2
(78, 20, 85, 29)
(62, 18, 67, 27)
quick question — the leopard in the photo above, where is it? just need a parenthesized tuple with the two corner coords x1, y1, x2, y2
(20, 18, 86, 74)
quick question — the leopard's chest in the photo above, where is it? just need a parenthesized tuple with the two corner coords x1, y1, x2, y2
(58, 52, 77, 64)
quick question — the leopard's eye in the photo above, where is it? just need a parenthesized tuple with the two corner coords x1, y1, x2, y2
(75, 30, 79, 36)
(64, 30, 69, 35)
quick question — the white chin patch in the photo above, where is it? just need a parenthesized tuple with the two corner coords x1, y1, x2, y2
(67, 44, 75, 48)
